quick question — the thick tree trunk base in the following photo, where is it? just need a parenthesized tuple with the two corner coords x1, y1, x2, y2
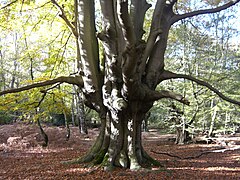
(63, 111, 162, 170)
(62, 135, 162, 171)
(63, 149, 162, 171)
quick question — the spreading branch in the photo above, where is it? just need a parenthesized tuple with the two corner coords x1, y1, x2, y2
(0, 76, 83, 96)
(145, 89, 190, 105)
(171, 0, 240, 24)
(161, 70, 240, 106)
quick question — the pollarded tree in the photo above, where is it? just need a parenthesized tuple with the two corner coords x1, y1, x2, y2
(1, 0, 240, 170)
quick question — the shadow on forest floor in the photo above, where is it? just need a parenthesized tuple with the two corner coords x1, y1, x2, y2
(0, 123, 240, 179)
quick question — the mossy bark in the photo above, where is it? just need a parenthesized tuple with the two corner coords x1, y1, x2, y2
(66, 105, 161, 170)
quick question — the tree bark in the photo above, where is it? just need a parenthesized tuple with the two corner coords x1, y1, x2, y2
(71, 91, 76, 126)
(63, 108, 70, 140)
(36, 112, 48, 147)
(0, 0, 239, 171)
(65, 101, 161, 170)
(63, 0, 240, 169)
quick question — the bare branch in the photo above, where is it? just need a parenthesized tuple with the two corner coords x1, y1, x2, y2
(0, 0, 18, 10)
(56, 32, 72, 70)
(35, 83, 60, 108)
(51, 0, 77, 36)
(35, 91, 47, 108)
(145, 89, 190, 105)
(171, 0, 240, 24)
(0, 76, 83, 96)
(26, 1, 52, 11)
(161, 70, 240, 106)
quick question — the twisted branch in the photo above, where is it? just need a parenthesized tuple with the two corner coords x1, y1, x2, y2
(0, 76, 83, 96)
(145, 89, 190, 105)
(171, 0, 240, 24)
(161, 70, 240, 106)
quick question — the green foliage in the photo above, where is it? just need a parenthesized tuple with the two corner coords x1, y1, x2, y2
(148, 3, 240, 134)
(0, 110, 15, 124)
(0, 0, 77, 124)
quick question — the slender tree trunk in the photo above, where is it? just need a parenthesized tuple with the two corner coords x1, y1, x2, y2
(36, 110, 48, 147)
(142, 112, 150, 132)
(208, 100, 217, 137)
(63, 108, 70, 140)
(76, 90, 88, 134)
(71, 88, 76, 126)
(224, 111, 230, 135)
(0, 49, 6, 91)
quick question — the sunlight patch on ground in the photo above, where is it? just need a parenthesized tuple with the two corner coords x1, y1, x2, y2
(65, 167, 90, 173)
(188, 159, 208, 163)
(203, 167, 240, 171)
(0, 143, 75, 154)
(227, 154, 240, 161)
(25, 147, 75, 153)
(168, 166, 240, 171)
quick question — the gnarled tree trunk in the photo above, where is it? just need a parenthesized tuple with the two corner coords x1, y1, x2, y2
(69, 101, 160, 170)
(1, 0, 239, 171)
(64, 0, 239, 170)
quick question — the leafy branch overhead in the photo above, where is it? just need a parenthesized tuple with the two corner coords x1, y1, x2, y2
(0, 0, 239, 107)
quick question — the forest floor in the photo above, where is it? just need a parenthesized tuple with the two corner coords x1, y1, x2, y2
(0, 123, 240, 180)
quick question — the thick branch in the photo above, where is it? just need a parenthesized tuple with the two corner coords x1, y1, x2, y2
(144, 0, 173, 88)
(77, 0, 105, 113)
(161, 70, 240, 106)
(130, 0, 151, 40)
(172, 0, 240, 24)
(145, 89, 190, 105)
(117, 1, 139, 82)
(140, 0, 166, 67)
(117, 0, 136, 46)
(0, 76, 83, 96)
(51, 0, 78, 36)
(142, 0, 165, 61)
(150, 0, 166, 32)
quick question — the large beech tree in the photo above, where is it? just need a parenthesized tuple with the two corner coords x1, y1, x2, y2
(1, 0, 240, 170)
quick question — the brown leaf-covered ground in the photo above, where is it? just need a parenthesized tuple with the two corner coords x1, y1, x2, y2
(0, 123, 240, 179)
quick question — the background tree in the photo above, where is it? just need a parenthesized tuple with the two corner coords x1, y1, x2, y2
(0, 0, 240, 170)
(148, 1, 240, 139)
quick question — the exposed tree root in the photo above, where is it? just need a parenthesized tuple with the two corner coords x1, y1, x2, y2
(151, 146, 240, 160)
